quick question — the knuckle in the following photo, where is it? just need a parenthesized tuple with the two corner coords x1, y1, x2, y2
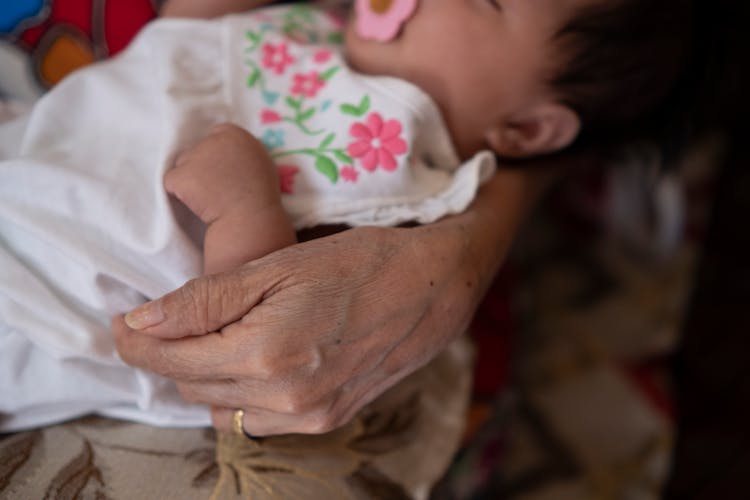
(241, 339, 295, 379)
(303, 412, 337, 435)
(249, 354, 279, 382)
(278, 389, 315, 415)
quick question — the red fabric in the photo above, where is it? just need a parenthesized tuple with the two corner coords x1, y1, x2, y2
(470, 268, 516, 399)
(104, 0, 158, 54)
(14, 0, 157, 88)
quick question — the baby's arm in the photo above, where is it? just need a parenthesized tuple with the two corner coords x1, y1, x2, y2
(161, 0, 276, 18)
(165, 124, 296, 275)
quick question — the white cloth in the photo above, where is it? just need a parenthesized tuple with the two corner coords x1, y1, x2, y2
(0, 5, 495, 431)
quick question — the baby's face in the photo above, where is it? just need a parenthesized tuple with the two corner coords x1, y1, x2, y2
(344, 0, 587, 159)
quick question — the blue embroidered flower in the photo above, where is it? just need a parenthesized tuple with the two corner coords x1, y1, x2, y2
(261, 129, 285, 150)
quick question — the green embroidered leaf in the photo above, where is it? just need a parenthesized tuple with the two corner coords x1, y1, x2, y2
(315, 156, 339, 184)
(299, 108, 316, 121)
(320, 66, 340, 81)
(246, 31, 261, 44)
(319, 133, 335, 149)
(358, 95, 371, 115)
(327, 32, 344, 45)
(339, 95, 371, 118)
(334, 151, 354, 164)
(285, 97, 301, 110)
(247, 70, 261, 88)
(340, 104, 359, 116)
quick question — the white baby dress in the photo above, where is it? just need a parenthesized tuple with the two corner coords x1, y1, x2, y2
(0, 4, 495, 431)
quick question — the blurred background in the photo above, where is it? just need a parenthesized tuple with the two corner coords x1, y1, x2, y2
(434, 3, 749, 496)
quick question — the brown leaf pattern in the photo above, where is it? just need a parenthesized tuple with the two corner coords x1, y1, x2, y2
(211, 428, 362, 499)
(209, 392, 435, 498)
(192, 461, 220, 489)
(1, 336, 471, 499)
(0, 430, 41, 492)
(209, 337, 473, 499)
(44, 440, 104, 500)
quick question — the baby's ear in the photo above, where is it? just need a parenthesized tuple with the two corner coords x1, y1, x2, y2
(484, 103, 581, 158)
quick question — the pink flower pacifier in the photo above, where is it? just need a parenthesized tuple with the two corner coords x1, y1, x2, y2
(355, 0, 419, 42)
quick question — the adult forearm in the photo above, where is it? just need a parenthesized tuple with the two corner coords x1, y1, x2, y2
(434, 167, 556, 299)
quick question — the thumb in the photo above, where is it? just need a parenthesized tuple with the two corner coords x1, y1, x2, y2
(123, 269, 264, 339)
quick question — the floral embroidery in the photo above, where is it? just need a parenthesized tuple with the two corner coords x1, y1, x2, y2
(261, 42, 295, 75)
(245, 23, 273, 52)
(290, 71, 326, 98)
(340, 95, 371, 118)
(261, 129, 286, 150)
(340, 165, 359, 183)
(347, 113, 407, 172)
(241, 10, 407, 186)
(272, 132, 354, 185)
(247, 29, 340, 137)
(313, 49, 333, 64)
(261, 109, 282, 124)
(278, 165, 300, 194)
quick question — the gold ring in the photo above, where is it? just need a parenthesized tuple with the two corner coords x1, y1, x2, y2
(232, 409, 245, 436)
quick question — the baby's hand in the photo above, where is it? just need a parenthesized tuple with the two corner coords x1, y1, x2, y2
(166, 123, 295, 275)
(165, 123, 282, 225)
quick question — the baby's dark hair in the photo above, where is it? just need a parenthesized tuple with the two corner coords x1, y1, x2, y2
(550, 0, 704, 165)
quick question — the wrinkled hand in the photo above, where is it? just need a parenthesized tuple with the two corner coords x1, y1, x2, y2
(114, 164, 551, 435)
(114, 223, 487, 435)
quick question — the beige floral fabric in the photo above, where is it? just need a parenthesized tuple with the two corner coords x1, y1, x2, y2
(1, 336, 473, 500)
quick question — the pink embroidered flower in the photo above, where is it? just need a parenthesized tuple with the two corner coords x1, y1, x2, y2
(278, 165, 300, 194)
(261, 109, 282, 124)
(262, 43, 295, 75)
(354, 0, 418, 42)
(340, 165, 359, 183)
(347, 112, 407, 172)
(313, 49, 333, 64)
(290, 71, 326, 98)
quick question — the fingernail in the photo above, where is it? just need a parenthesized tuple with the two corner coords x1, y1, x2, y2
(124, 301, 165, 330)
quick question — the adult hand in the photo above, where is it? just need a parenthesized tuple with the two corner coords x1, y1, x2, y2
(114, 168, 552, 435)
